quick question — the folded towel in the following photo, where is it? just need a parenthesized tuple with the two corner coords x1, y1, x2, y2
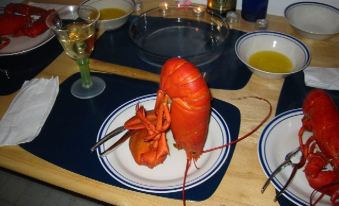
(304, 67, 339, 90)
(0, 77, 59, 146)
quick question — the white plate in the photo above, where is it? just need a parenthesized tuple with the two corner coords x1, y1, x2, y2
(96, 94, 231, 193)
(0, 2, 57, 56)
(258, 109, 331, 206)
(0, 29, 54, 57)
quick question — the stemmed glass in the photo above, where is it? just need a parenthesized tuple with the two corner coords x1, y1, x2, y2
(46, 5, 106, 99)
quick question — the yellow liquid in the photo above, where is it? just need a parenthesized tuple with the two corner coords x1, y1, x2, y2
(248, 51, 293, 73)
(59, 22, 96, 60)
(99, 8, 126, 20)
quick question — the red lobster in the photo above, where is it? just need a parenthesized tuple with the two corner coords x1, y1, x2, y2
(0, 3, 54, 49)
(113, 58, 272, 205)
(298, 89, 339, 205)
(124, 57, 211, 169)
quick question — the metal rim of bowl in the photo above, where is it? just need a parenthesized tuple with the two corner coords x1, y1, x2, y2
(234, 31, 311, 77)
(82, 0, 134, 22)
(46, 5, 100, 35)
(128, 5, 230, 61)
(284, 1, 339, 36)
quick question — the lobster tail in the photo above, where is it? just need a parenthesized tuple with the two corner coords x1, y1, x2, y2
(303, 89, 338, 126)
(160, 58, 211, 109)
(159, 58, 211, 160)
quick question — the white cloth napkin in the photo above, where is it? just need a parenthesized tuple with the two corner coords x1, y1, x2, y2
(0, 77, 59, 146)
(304, 67, 339, 90)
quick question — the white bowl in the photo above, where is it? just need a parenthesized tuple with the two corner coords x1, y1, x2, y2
(235, 31, 311, 79)
(284, 2, 339, 40)
(83, 0, 134, 31)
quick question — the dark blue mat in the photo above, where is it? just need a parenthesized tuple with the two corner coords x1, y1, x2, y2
(277, 71, 339, 115)
(0, 37, 63, 95)
(21, 73, 240, 201)
(91, 17, 251, 90)
(275, 71, 339, 205)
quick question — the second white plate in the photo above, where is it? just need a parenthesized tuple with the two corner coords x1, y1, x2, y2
(258, 109, 331, 206)
(0, 30, 54, 56)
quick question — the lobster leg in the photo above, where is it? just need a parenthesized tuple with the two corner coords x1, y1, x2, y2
(331, 190, 339, 206)
(305, 154, 339, 205)
(125, 102, 170, 140)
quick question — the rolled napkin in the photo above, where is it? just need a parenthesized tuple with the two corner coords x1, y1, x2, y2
(0, 77, 59, 146)
(304, 67, 339, 90)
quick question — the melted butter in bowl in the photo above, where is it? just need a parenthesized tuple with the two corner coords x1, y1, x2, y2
(235, 31, 310, 79)
(99, 8, 127, 20)
(248, 51, 293, 73)
(83, 0, 134, 30)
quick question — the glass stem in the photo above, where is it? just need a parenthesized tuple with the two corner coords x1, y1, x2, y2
(76, 58, 93, 88)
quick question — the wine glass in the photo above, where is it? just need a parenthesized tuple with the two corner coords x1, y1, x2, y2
(46, 5, 106, 99)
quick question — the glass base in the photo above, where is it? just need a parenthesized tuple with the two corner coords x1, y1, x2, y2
(71, 76, 106, 99)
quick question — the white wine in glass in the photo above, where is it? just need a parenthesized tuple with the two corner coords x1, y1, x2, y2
(46, 5, 105, 99)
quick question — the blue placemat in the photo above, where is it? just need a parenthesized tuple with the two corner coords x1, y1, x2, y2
(0, 37, 63, 95)
(21, 73, 240, 201)
(275, 71, 339, 205)
(277, 71, 339, 115)
(91, 17, 251, 90)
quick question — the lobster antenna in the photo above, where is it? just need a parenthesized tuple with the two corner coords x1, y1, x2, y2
(202, 96, 272, 153)
(182, 159, 191, 206)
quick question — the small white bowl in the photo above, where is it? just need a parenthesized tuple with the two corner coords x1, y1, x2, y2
(83, 0, 134, 31)
(284, 2, 339, 40)
(235, 31, 311, 79)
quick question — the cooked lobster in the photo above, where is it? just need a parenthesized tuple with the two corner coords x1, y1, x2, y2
(123, 57, 211, 169)
(0, 3, 53, 49)
(117, 57, 272, 205)
(298, 89, 339, 205)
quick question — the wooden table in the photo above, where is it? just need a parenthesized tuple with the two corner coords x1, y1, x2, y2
(0, 1, 338, 205)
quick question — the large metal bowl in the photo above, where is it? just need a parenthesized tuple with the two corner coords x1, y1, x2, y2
(128, 4, 229, 67)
